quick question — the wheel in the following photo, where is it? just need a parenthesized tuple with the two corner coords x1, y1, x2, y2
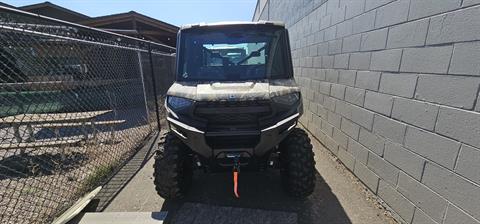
(153, 132, 193, 199)
(279, 128, 316, 198)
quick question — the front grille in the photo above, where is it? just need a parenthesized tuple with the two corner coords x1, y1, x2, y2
(201, 113, 258, 125)
(194, 100, 271, 130)
(206, 135, 260, 149)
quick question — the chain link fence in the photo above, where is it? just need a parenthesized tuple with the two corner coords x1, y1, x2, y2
(0, 6, 175, 223)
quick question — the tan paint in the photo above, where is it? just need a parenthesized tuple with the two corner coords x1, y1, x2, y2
(166, 79, 300, 101)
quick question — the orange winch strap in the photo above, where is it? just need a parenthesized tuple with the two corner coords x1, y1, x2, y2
(233, 171, 240, 198)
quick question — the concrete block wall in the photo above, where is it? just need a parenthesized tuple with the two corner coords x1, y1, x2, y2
(254, 0, 480, 223)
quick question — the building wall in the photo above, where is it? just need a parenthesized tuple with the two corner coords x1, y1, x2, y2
(253, 1, 480, 223)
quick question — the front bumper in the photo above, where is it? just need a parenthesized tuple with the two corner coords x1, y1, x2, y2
(167, 113, 299, 158)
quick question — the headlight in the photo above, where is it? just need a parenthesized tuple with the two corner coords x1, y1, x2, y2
(272, 92, 300, 106)
(167, 96, 193, 110)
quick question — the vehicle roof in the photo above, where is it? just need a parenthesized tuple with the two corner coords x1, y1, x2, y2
(180, 21, 285, 30)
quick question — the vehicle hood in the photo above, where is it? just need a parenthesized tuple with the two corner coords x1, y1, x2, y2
(167, 79, 300, 101)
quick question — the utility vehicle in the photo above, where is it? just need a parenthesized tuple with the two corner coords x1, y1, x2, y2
(154, 21, 315, 199)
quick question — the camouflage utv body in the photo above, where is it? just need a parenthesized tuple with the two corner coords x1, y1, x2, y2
(166, 79, 303, 158)
(154, 21, 316, 199)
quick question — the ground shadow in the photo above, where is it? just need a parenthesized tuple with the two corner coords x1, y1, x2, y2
(0, 151, 87, 180)
(161, 169, 352, 224)
(82, 132, 162, 212)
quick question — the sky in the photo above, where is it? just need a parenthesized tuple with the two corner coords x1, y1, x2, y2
(3, 0, 258, 26)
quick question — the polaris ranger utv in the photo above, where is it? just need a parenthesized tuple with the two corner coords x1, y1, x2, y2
(154, 21, 315, 199)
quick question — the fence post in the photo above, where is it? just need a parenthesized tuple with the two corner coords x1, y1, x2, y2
(148, 44, 162, 132)
(137, 52, 150, 124)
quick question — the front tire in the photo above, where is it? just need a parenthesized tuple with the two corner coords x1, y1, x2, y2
(153, 132, 193, 199)
(279, 128, 316, 198)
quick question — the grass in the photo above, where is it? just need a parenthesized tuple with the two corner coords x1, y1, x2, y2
(79, 162, 118, 193)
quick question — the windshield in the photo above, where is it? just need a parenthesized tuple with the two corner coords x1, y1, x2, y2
(177, 25, 293, 81)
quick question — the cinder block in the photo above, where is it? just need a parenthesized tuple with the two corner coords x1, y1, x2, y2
(334, 53, 349, 69)
(349, 52, 371, 70)
(365, 0, 395, 11)
(359, 128, 385, 156)
(305, 57, 314, 68)
(352, 10, 376, 33)
(412, 209, 438, 224)
(355, 71, 381, 91)
(311, 113, 322, 127)
(345, 87, 366, 107)
(330, 84, 346, 100)
(342, 34, 361, 53)
(384, 142, 425, 181)
(309, 45, 318, 57)
(310, 102, 319, 115)
(327, 110, 342, 128)
(397, 173, 448, 223)
(463, 0, 480, 7)
(373, 115, 406, 144)
(400, 46, 453, 74)
(377, 180, 415, 222)
(323, 96, 336, 111)
(379, 73, 417, 98)
(321, 118, 334, 136)
(474, 97, 480, 112)
(422, 163, 480, 220)
(333, 128, 349, 148)
(325, 26, 337, 41)
(310, 79, 321, 90)
(326, 69, 339, 83)
(337, 147, 356, 170)
(375, 0, 410, 28)
(320, 14, 333, 30)
(322, 55, 334, 68)
(360, 28, 388, 51)
(319, 81, 331, 95)
(313, 68, 326, 81)
(455, 144, 480, 185)
(436, 106, 480, 149)
(345, 0, 366, 19)
(348, 139, 369, 165)
(351, 105, 374, 130)
(370, 49, 402, 72)
(341, 118, 361, 139)
(324, 134, 340, 154)
(364, 91, 394, 116)
(449, 41, 480, 76)
(354, 162, 380, 193)
(318, 42, 329, 56)
(328, 39, 343, 55)
(317, 104, 328, 119)
(427, 6, 480, 45)
(409, 0, 461, 20)
(331, 6, 347, 25)
(444, 204, 479, 224)
(338, 70, 357, 86)
(315, 30, 325, 44)
(392, 98, 439, 131)
(313, 56, 322, 68)
(335, 100, 353, 119)
(405, 126, 460, 170)
(387, 19, 429, 48)
(336, 20, 353, 38)
(313, 92, 325, 104)
(415, 75, 480, 110)
(368, 153, 400, 185)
